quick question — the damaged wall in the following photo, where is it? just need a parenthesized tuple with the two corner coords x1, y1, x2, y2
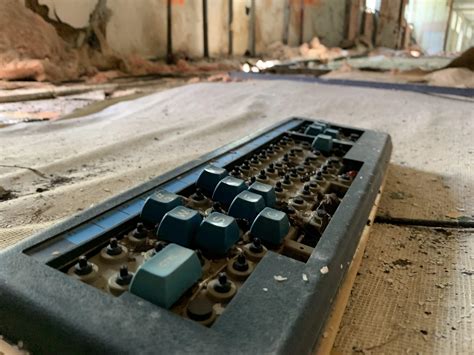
(39, 0, 97, 29)
(35, 0, 167, 59)
(21, 0, 350, 59)
(0, 0, 86, 82)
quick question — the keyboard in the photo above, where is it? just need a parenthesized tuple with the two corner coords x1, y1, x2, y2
(0, 118, 391, 354)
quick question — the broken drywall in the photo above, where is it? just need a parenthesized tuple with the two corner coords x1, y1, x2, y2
(0, 0, 236, 82)
(0, 0, 83, 81)
(16, 0, 354, 61)
(38, 0, 98, 29)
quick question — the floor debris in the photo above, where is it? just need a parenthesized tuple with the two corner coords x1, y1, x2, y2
(320, 266, 329, 274)
(273, 275, 288, 282)
(0, 186, 14, 201)
(334, 224, 474, 353)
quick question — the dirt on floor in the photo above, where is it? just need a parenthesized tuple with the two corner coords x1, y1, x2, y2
(334, 224, 474, 354)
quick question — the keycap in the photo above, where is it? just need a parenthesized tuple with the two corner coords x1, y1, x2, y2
(248, 181, 276, 208)
(196, 165, 228, 195)
(250, 207, 290, 246)
(312, 134, 333, 153)
(140, 190, 183, 226)
(157, 206, 202, 247)
(196, 212, 239, 255)
(212, 176, 246, 207)
(130, 243, 202, 308)
(304, 123, 325, 136)
(314, 121, 328, 129)
(323, 128, 340, 139)
(228, 191, 265, 223)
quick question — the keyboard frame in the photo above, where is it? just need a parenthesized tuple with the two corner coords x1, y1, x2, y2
(0, 117, 392, 354)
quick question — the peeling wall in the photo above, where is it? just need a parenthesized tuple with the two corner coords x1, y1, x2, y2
(27, 0, 349, 59)
(38, 0, 97, 29)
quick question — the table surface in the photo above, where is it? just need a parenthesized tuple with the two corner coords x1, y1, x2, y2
(0, 80, 472, 353)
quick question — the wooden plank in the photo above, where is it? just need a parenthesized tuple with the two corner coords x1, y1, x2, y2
(208, 0, 229, 57)
(171, 0, 204, 58)
(346, 0, 363, 43)
(254, 0, 286, 54)
(375, 0, 402, 48)
(288, 0, 303, 46)
(361, 11, 375, 47)
(231, 0, 250, 55)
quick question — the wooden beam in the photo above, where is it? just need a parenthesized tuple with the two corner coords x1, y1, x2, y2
(443, 0, 454, 51)
(202, 0, 209, 57)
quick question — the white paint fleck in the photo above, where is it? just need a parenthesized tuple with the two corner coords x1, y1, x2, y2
(302, 273, 309, 282)
(262, 287, 268, 292)
(150, 312, 160, 319)
(214, 303, 225, 315)
(320, 266, 329, 274)
(274, 275, 288, 282)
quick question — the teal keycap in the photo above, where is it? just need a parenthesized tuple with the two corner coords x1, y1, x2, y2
(196, 165, 228, 195)
(212, 176, 246, 207)
(228, 191, 265, 223)
(140, 190, 183, 226)
(324, 128, 339, 139)
(314, 121, 328, 129)
(312, 134, 333, 153)
(129, 243, 202, 309)
(304, 123, 325, 136)
(250, 207, 290, 246)
(196, 212, 240, 255)
(157, 206, 202, 247)
(248, 182, 276, 208)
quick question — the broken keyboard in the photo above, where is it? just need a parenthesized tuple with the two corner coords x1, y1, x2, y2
(0, 117, 392, 354)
